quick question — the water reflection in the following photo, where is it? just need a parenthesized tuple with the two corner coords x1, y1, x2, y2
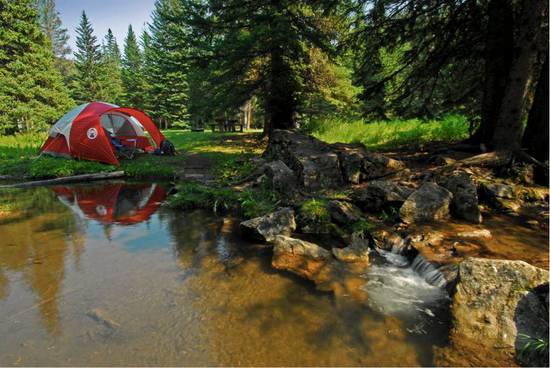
(0, 182, 166, 337)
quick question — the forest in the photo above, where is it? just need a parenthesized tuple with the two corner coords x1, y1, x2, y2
(0, 1, 549, 367)
(0, 0, 547, 162)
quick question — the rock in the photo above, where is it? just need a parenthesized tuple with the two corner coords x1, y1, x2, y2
(327, 200, 362, 224)
(352, 180, 413, 211)
(456, 229, 492, 239)
(264, 130, 342, 190)
(399, 182, 453, 223)
(370, 229, 409, 252)
(429, 154, 456, 166)
(443, 170, 482, 223)
(480, 182, 514, 199)
(86, 308, 120, 330)
(264, 130, 405, 188)
(444, 258, 549, 366)
(239, 208, 296, 242)
(271, 235, 333, 287)
(263, 160, 297, 192)
(332, 234, 369, 265)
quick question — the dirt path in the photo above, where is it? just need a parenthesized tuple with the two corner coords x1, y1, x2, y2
(177, 152, 215, 183)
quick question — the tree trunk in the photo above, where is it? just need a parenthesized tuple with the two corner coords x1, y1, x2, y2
(522, 54, 549, 161)
(266, 47, 296, 133)
(473, 0, 514, 144)
(491, 0, 546, 150)
(242, 98, 252, 130)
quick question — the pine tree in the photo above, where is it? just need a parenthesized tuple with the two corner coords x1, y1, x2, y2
(121, 25, 145, 108)
(0, 0, 73, 133)
(101, 28, 123, 104)
(147, 0, 189, 127)
(72, 11, 104, 103)
(36, 0, 70, 59)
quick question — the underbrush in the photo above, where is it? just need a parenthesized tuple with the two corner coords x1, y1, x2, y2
(302, 114, 470, 150)
(167, 180, 280, 219)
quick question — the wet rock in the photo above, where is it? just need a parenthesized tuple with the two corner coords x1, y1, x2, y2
(443, 258, 549, 366)
(263, 160, 297, 192)
(456, 229, 492, 239)
(399, 182, 453, 223)
(327, 200, 362, 224)
(443, 170, 482, 223)
(332, 234, 369, 265)
(239, 208, 296, 242)
(271, 235, 333, 286)
(352, 180, 413, 211)
(370, 229, 409, 252)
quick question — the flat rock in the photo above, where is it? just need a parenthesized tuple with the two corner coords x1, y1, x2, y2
(328, 200, 362, 224)
(240, 208, 296, 242)
(399, 182, 453, 223)
(332, 234, 369, 265)
(443, 170, 482, 223)
(439, 258, 549, 367)
(271, 235, 333, 286)
(352, 180, 413, 211)
(456, 229, 492, 239)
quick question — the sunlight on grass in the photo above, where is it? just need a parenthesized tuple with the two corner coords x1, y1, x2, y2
(304, 115, 470, 150)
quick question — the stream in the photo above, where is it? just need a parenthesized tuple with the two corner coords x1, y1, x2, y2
(0, 181, 475, 365)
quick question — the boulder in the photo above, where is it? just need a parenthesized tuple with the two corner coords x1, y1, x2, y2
(443, 170, 482, 223)
(332, 234, 370, 265)
(271, 235, 333, 286)
(352, 180, 413, 211)
(264, 130, 342, 190)
(327, 200, 362, 224)
(263, 160, 297, 192)
(399, 182, 453, 223)
(239, 208, 296, 242)
(442, 258, 549, 366)
(480, 182, 515, 199)
(264, 130, 405, 189)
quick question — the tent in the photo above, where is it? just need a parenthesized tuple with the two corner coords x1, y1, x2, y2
(39, 101, 165, 165)
(52, 182, 166, 225)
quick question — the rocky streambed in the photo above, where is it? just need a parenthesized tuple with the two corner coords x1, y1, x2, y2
(237, 129, 549, 367)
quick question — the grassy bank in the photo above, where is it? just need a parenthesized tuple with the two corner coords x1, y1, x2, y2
(303, 114, 470, 150)
(0, 130, 262, 180)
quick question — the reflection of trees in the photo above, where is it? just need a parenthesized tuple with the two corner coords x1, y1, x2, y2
(0, 188, 84, 335)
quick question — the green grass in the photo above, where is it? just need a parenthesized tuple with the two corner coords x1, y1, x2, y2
(303, 114, 470, 150)
(0, 129, 262, 180)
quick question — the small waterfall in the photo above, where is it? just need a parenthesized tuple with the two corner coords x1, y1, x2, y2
(410, 254, 447, 288)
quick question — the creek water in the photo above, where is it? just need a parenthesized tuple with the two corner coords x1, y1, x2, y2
(0, 181, 497, 365)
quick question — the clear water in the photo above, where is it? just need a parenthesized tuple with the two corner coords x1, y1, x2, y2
(0, 182, 451, 366)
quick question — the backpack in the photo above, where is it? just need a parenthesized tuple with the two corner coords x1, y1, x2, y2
(160, 139, 176, 156)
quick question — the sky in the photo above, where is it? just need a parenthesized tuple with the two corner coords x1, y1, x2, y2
(56, 0, 156, 54)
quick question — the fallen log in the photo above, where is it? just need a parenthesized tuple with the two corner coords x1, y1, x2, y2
(0, 171, 126, 189)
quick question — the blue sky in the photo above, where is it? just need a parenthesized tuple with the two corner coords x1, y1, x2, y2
(56, 0, 156, 54)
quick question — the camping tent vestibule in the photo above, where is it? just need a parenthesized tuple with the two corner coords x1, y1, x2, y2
(39, 101, 165, 165)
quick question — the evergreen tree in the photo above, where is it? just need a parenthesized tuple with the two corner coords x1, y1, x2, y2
(184, 0, 345, 134)
(72, 11, 104, 102)
(121, 25, 145, 108)
(101, 28, 123, 104)
(0, 0, 73, 133)
(36, 0, 70, 59)
(147, 0, 189, 127)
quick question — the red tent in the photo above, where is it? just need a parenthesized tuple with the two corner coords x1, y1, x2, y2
(52, 183, 166, 225)
(39, 102, 165, 166)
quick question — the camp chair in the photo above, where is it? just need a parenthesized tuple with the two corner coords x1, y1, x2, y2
(110, 135, 136, 159)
